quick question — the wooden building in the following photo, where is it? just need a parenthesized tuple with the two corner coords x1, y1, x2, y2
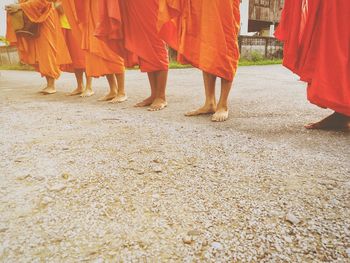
(240, 0, 285, 36)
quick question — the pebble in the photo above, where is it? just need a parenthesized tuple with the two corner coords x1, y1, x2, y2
(61, 173, 69, 180)
(153, 166, 162, 173)
(48, 183, 67, 192)
(346, 248, 350, 257)
(211, 242, 223, 251)
(286, 213, 301, 225)
(187, 230, 201, 236)
(182, 236, 193, 245)
(0, 227, 8, 233)
(284, 236, 293, 243)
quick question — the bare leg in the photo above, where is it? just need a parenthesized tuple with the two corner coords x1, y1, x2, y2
(110, 72, 127, 103)
(305, 112, 350, 131)
(67, 69, 84, 96)
(185, 71, 216, 116)
(41, 76, 56, 95)
(212, 78, 233, 122)
(135, 72, 157, 107)
(148, 70, 168, 111)
(81, 73, 94, 97)
(98, 74, 117, 101)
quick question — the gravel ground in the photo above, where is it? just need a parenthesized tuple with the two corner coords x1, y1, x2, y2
(0, 66, 349, 262)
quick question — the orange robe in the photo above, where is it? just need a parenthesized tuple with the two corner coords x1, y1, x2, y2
(158, 0, 240, 81)
(119, 0, 169, 72)
(59, 0, 85, 72)
(6, 0, 71, 79)
(94, 0, 129, 60)
(276, 0, 350, 116)
(73, 0, 124, 77)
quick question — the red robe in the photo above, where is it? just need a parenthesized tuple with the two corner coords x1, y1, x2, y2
(119, 0, 169, 72)
(276, 0, 350, 116)
(158, 0, 241, 81)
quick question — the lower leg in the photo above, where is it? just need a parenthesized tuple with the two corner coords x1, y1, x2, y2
(41, 77, 56, 94)
(109, 72, 127, 103)
(67, 70, 84, 95)
(81, 74, 94, 97)
(212, 78, 233, 122)
(98, 74, 117, 101)
(185, 71, 216, 116)
(148, 70, 168, 111)
(134, 72, 157, 107)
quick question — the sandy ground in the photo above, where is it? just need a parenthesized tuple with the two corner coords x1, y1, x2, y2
(0, 66, 349, 262)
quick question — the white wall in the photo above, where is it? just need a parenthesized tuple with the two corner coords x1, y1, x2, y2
(0, 0, 17, 37)
(240, 0, 249, 35)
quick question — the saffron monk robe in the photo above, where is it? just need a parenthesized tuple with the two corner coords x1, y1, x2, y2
(275, 0, 350, 131)
(158, 0, 241, 121)
(74, 0, 127, 103)
(54, 1, 93, 97)
(6, 0, 71, 95)
(119, 0, 169, 111)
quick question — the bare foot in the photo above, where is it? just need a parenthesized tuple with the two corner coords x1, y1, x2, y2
(98, 93, 117, 101)
(305, 112, 350, 131)
(148, 98, 167, 111)
(109, 94, 128, 104)
(66, 88, 83, 96)
(134, 97, 154, 107)
(212, 108, 229, 122)
(185, 104, 216, 117)
(80, 89, 95, 98)
(40, 86, 56, 95)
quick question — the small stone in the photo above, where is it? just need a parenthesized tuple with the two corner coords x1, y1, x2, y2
(153, 166, 162, 173)
(41, 196, 53, 206)
(187, 230, 201, 236)
(284, 236, 293, 243)
(286, 213, 300, 225)
(48, 183, 67, 192)
(0, 227, 8, 233)
(346, 248, 350, 257)
(211, 242, 223, 250)
(182, 236, 193, 245)
(16, 174, 31, 180)
(62, 173, 69, 180)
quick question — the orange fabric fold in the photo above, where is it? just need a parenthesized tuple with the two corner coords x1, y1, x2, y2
(74, 0, 125, 77)
(60, 0, 85, 72)
(119, 0, 169, 72)
(158, 0, 240, 81)
(6, 0, 71, 79)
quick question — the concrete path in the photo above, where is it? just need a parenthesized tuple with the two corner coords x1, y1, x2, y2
(0, 66, 349, 262)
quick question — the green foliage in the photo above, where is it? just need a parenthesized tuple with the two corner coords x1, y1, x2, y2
(250, 51, 264, 62)
(0, 36, 9, 46)
(0, 63, 34, 71)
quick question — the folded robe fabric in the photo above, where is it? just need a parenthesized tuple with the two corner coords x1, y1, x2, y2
(60, 0, 86, 72)
(74, 0, 124, 77)
(276, 0, 350, 116)
(158, 0, 241, 81)
(119, 0, 169, 72)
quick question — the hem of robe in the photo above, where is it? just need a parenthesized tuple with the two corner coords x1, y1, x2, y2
(308, 91, 350, 117)
(119, 0, 169, 73)
(61, 28, 86, 73)
(138, 58, 169, 73)
(85, 53, 124, 78)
